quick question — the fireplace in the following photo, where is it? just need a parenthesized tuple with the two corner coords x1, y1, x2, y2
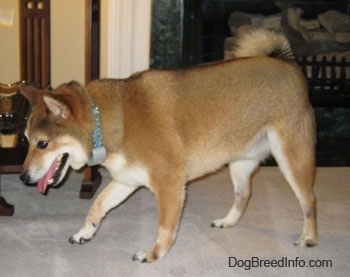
(151, 0, 350, 166)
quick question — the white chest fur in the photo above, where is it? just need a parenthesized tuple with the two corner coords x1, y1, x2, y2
(102, 153, 150, 188)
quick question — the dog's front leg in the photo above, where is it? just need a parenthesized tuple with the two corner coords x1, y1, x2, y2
(69, 180, 138, 244)
(133, 180, 186, 263)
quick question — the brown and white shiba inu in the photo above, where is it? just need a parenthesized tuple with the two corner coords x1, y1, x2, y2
(19, 29, 317, 263)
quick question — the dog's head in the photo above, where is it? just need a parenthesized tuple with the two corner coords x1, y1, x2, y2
(19, 82, 93, 193)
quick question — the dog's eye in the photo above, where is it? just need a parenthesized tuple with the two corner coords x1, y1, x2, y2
(37, 141, 49, 149)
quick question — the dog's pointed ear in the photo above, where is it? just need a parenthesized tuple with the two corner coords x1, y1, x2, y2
(42, 95, 72, 119)
(18, 84, 45, 105)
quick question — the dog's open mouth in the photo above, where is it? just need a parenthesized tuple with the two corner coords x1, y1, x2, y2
(37, 153, 69, 194)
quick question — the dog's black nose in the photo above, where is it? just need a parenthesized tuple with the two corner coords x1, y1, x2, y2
(20, 172, 30, 185)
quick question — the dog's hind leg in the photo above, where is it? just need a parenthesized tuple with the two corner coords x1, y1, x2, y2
(211, 159, 260, 228)
(69, 181, 138, 244)
(133, 176, 186, 263)
(268, 127, 317, 247)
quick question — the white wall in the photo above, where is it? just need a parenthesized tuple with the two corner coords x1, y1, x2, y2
(51, 0, 85, 87)
(52, 0, 152, 83)
(0, 0, 20, 84)
(0, 0, 152, 86)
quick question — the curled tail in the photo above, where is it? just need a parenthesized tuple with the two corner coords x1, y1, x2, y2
(232, 29, 295, 60)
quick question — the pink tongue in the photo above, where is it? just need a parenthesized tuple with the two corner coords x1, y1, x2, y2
(37, 160, 57, 194)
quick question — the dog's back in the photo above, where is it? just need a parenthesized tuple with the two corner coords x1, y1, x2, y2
(104, 35, 313, 180)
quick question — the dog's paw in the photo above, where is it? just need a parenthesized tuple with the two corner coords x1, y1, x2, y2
(69, 224, 97, 245)
(69, 235, 90, 244)
(132, 251, 149, 263)
(294, 234, 317, 247)
(211, 218, 234, 228)
(132, 251, 159, 263)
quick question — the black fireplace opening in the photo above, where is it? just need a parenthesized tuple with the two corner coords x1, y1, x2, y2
(181, 0, 349, 65)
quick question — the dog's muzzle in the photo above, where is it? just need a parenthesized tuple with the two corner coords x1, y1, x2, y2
(20, 172, 31, 185)
(19, 153, 70, 194)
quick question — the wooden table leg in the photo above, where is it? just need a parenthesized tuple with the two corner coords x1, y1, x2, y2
(79, 166, 102, 199)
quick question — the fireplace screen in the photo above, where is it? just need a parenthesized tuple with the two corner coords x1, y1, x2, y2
(220, 1, 350, 107)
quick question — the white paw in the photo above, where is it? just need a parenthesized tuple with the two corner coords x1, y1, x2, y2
(211, 218, 234, 228)
(132, 251, 150, 263)
(294, 234, 317, 247)
(69, 224, 97, 244)
(132, 250, 162, 263)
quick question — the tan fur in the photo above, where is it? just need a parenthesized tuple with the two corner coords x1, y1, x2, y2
(232, 28, 295, 59)
(19, 30, 317, 263)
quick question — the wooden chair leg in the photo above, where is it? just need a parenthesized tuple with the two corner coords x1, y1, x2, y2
(0, 176, 15, 216)
(0, 196, 14, 216)
(79, 166, 102, 199)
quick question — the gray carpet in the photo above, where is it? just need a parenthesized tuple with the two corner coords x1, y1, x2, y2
(0, 166, 349, 276)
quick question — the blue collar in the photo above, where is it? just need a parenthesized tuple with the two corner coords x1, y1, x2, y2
(87, 105, 107, 166)
(91, 105, 103, 148)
